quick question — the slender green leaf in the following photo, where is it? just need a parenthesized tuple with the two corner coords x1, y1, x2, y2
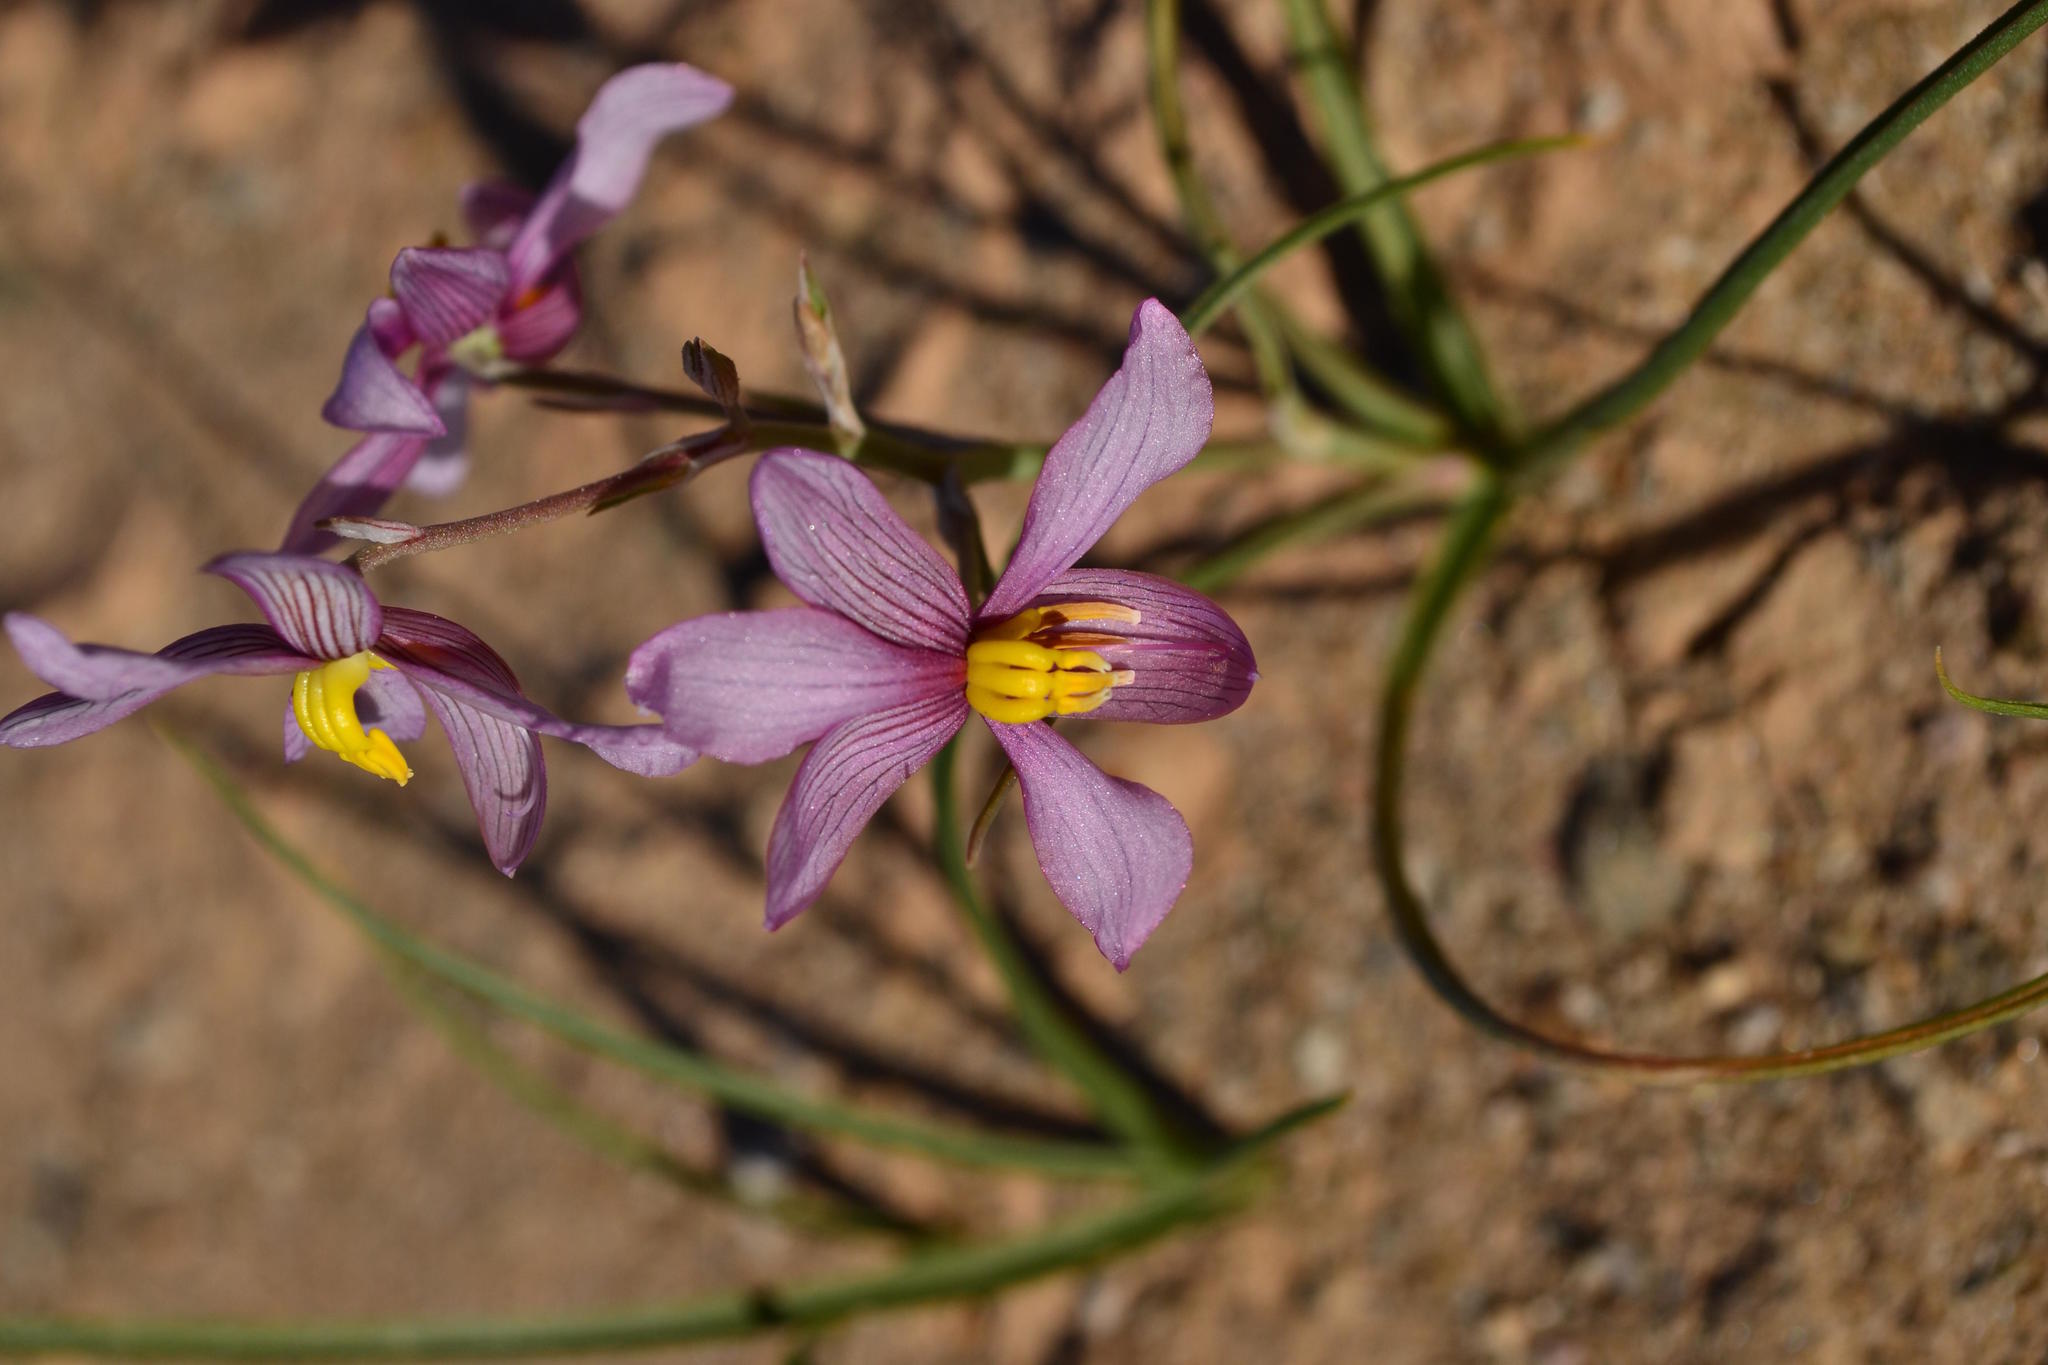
(1935, 647, 2048, 719)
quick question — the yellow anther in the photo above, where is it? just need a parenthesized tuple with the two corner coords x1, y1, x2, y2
(966, 660, 1054, 699)
(975, 602, 1141, 642)
(963, 613, 1136, 725)
(965, 638, 1061, 672)
(289, 652, 413, 787)
(966, 684, 1054, 725)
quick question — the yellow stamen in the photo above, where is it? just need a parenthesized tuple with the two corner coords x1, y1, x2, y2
(289, 652, 412, 786)
(962, 607, 1139, 724)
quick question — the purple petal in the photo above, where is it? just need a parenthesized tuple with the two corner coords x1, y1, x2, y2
(321, 313, 446, 436)
(986, 719, 1192, 970)
(282, 665, 425, 763)
(495, 273, 583, 365)
(626, 608, 963, 764)
(461, 180, 537, 249)
(504, 63, 734, 291)
(389, 247, 510, 349)
(1021, 569, 1256, 725)
(366, 296, 415, 355)
(981, 300, 1215, 619)
(206, 553, 383, 660)
(406, 370, 472, 497)
(764, 690, 967, 928)
(277, 431, 429, 556)
(750, 449, 971, 655)
(2, 618, 308, 748)
(416, 685, 548, 876)
(377, 607, 694, 777)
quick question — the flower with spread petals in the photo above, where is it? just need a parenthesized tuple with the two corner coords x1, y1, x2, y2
(283, 63, 734, 554)
(0, 554, 694, 873)
(626, 300, 1255, 968)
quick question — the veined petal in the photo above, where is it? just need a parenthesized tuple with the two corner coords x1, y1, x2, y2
(496, 273, 583, 364)
(981, 300, 1214, 618)
(284, 666, 426, 763)
(1, 619, 308, 749)
(378, 607, 694, 777)
(321, 314, 445, 436)
(1022, 569, 1256, 725)
(627, 608, 963, 764)
(764, 690, 967, 928)
(461, 180, 538, 249)
(504, 63, 734, 291)
(389, 246, 510, 349)
(406, 370, 472, 497)
(986, 719, 1192, 970)
(277, 431, 429, 556)
(751, 449, 971, 654)
(206, 553, 383, 660)
(415, 685, 547, 876)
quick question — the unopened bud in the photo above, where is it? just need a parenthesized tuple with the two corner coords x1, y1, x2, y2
(680, 338, 746, 428)
(793, 251, 865, 447)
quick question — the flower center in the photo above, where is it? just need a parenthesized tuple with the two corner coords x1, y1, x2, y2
(290, 652, 413, 786)
(448, 323, 507, 377)
(963, 602, 1139, 725)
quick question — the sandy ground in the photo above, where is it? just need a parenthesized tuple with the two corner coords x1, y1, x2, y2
(7, 1, 2048, 1360)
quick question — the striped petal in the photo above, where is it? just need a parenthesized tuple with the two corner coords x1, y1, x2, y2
(504, 63, 734, 291)
(389, 246, 510, 349)
(981, 300, 1214, 619)
(627, 607, 963, 764)
(496, 273, 583, 365)
(750, 449, 971, 655)
(206, 553, 383, 660)
(2, 617, 308, 749)
(276, 430, 429, 556)
(1020, 569, 1256, 725)
(986, 718, 1192, 970)
(763, 690, 967, 929)
(416, 685, 547, 876)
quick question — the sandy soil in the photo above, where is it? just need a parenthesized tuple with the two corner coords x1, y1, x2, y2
(6, 1, 2048, 1361)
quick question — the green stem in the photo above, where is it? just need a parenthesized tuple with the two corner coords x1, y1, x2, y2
(931, 743, 1210, 1169)
(1270, 308, 1454, 448)
(1511, 0, 2048, 479)
(1278, 0, 1510, 444)
(1176, 465, 1462, 594)
(1179, 135, 1578, 341)
(166, 732, 1140, 1180)
(1370, 480, 2048, 1082)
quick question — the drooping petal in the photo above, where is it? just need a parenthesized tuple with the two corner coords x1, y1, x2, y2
(1023, 569, 1256, 725)
(1, 618, 308, 749)
(321, 313, 446, 436)
(276, 430, 429, 556)
(986, 719, 1193, 970)
(377, 607, 694, 777)
(763, 690, 967, 928)
(750, 449, 971, 655)
(206, 554, 383, 661)
(415, 685, 547, 876)
(495, 273, 583, 364)
(284, 665, 426, 763)
(627, 608, 963, 764)
(980, 300, 1214, 618)
(504, 63, 734, 291)
(389, 246, 511, 349)
(406, 370, 472, 497)
(460, 180, 538, 249)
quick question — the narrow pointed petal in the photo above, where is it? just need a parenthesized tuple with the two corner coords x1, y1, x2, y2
(981, 300, 1214, 618)
(389, 247, 510, 349)
(764, 691, 967, 929)
(406, 371, 472, 497)
(750, 449, 971, 654)
(504, 63, 734, 290)
(378, 607, 694, 777)
(460, 180, 537, 248)
(283, 666, 425, 762)
(1020, 569, 1256, 725)
(277, 431, 429, 556)
(987, 719, 1192, 970)
(2, 619, 308, 748)
(627, 608, 963, 764)
(206, 554, 383, 660)
(495, 274, 583, 364)
(321, 315, 445, 436)
(415, 686, 547, 876)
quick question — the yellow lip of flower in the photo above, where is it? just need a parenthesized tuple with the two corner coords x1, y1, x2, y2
(290, 652, 413, 786)
(963, 602, 1140, 725)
